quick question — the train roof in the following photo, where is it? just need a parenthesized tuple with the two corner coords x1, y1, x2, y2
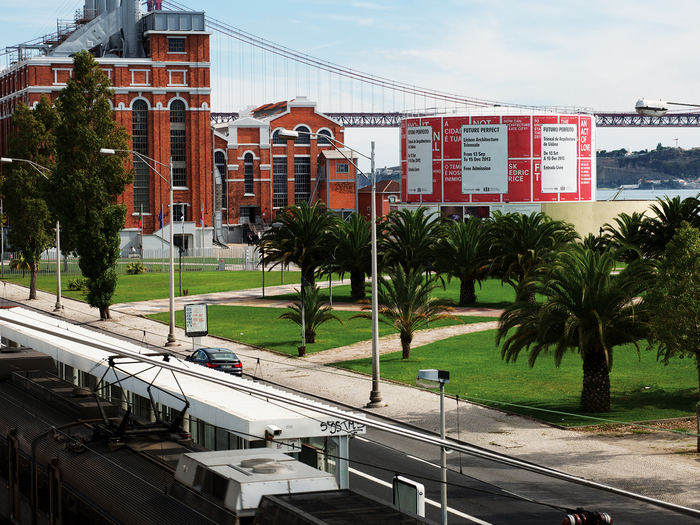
(0, 307, 366, 443)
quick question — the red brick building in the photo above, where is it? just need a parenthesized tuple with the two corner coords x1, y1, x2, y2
(1, 2, 359, 248)
(357, 180, 401, 220)
(213, 97, 357, 242)
(0, 1, 213, 252)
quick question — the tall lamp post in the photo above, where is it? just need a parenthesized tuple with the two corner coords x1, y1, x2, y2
(0, 157, 62, 311)
(417, 369, 451, 525)
(278, 129, 381, 407)
(100, 148, 177, 346)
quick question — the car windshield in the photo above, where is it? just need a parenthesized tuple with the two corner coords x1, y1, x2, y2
(210, 352, 236, 361)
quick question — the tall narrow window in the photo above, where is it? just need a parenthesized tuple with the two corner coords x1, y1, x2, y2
(294, 157, 311, 203)
(170, 100, 187, 187)
(244, 152, 254, 194)
(294, 126, 311, 146)
(214, 151, 226, 180)
(272, 157, 288, 208)
(173, 203, 187, 222)
(214, 151, 226, 222)
(132, 99, 149, 213)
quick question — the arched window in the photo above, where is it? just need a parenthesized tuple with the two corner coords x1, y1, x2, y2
(132, 100, 149, 213)
(317, 129, 332, 145)
(272, 129, 286, 145)
(214, 151, 226, 180)
(170, 100, 187, 187)
(294, 125, 311, 146)
(244, 152, 254, 194)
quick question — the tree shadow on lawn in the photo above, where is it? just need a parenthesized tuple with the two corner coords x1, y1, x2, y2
(496, 387, 698, 427)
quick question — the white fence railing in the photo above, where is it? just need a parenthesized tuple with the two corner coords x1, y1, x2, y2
(1, 245, 281, 276)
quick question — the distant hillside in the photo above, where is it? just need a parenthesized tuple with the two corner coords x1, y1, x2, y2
(597, 146, 700, 187)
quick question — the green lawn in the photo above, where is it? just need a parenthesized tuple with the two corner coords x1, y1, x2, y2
(2, 270, 303, 304)
(13, 269, 694, 428)
(149, 304, 495, 355)
(3, 271, 515, 308)
(261, 277, 516, 308)
(337, 330, 699, 427)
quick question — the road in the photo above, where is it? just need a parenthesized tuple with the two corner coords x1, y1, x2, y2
(349, 426, 700, 524)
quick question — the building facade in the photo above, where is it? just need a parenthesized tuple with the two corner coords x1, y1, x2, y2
(214, 97, 357, 243)
(0, 0, 213, 252)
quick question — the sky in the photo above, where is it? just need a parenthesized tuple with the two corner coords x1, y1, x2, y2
(3, 0, 700, 171)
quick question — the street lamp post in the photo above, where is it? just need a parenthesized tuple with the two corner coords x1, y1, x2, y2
(417, 369, 451, 525)
(278, 129, 382, 407)
(100, 148, 177, 346)
(328, 251, 335, 308)
(0, 157, 62, 311)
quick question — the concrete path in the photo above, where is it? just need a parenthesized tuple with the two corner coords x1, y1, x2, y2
(2, 281, 699, 513)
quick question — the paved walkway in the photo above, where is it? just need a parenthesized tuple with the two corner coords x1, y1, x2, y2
(2, 281, 700, 513)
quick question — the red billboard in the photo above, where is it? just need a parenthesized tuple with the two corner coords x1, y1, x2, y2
(401, 113, 596, 204)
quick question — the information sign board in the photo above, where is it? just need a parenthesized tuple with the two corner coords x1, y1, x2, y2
(184, 303, 208, 338)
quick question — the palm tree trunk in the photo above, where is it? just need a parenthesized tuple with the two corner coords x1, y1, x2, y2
(581, 344, 611, 412)
(350, 269, 366, 300)
(305, 328, 316, 344)
(460, 279, 476, 304)
(400, 330, 412, 360)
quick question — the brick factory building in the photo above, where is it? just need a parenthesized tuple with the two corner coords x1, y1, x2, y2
(0, 0, 213, 251)
(213, 97, 357, 243)
(0, 1, 357, 250)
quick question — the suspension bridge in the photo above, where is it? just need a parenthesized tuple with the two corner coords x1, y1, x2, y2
(4, 0, 698, 129)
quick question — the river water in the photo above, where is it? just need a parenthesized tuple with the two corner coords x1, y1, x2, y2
(596, 188, 700, 201)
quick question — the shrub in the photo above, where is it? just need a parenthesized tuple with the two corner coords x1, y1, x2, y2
(68, 277, 89, 292)
(126, 262, 147, 275)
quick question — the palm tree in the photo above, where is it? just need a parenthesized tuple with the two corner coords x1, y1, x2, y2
(330, 213, 373, 301)
(380, 207, 443, 273)
(485, 211, 579, 292)
(432, 218, 489, 304)
(353, 266, 460, 359)
(602, 211, 647, 263)
(9, 254, 31, 278)
(261, 201, 339, 285)
(641, 195, 700, 259)
(496, 244, 656, 413)
(279, 284, 343, 344)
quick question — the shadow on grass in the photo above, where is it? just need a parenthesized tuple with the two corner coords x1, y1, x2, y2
(460, 388, 699, 427)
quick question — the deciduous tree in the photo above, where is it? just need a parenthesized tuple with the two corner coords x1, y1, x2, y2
(51, 50, 132, 319)
(1, 96, 58, 299)
(646, 222, 700, 450)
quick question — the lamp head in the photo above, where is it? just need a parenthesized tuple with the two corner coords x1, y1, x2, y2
(634, 98, 668, 117)
(416, 369, 450, 388)
(278, 129, 299, 141)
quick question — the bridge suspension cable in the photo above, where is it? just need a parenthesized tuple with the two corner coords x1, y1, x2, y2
(162, 0, 530, 112)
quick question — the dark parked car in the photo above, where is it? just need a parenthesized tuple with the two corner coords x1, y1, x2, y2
(184, 347, 243, 376)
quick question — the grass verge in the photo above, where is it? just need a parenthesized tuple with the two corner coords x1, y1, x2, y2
(149, 305, 494, 355)
(336, 330, 698, 427)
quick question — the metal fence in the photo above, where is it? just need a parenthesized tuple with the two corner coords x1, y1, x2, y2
(2, 245, 269, 277)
